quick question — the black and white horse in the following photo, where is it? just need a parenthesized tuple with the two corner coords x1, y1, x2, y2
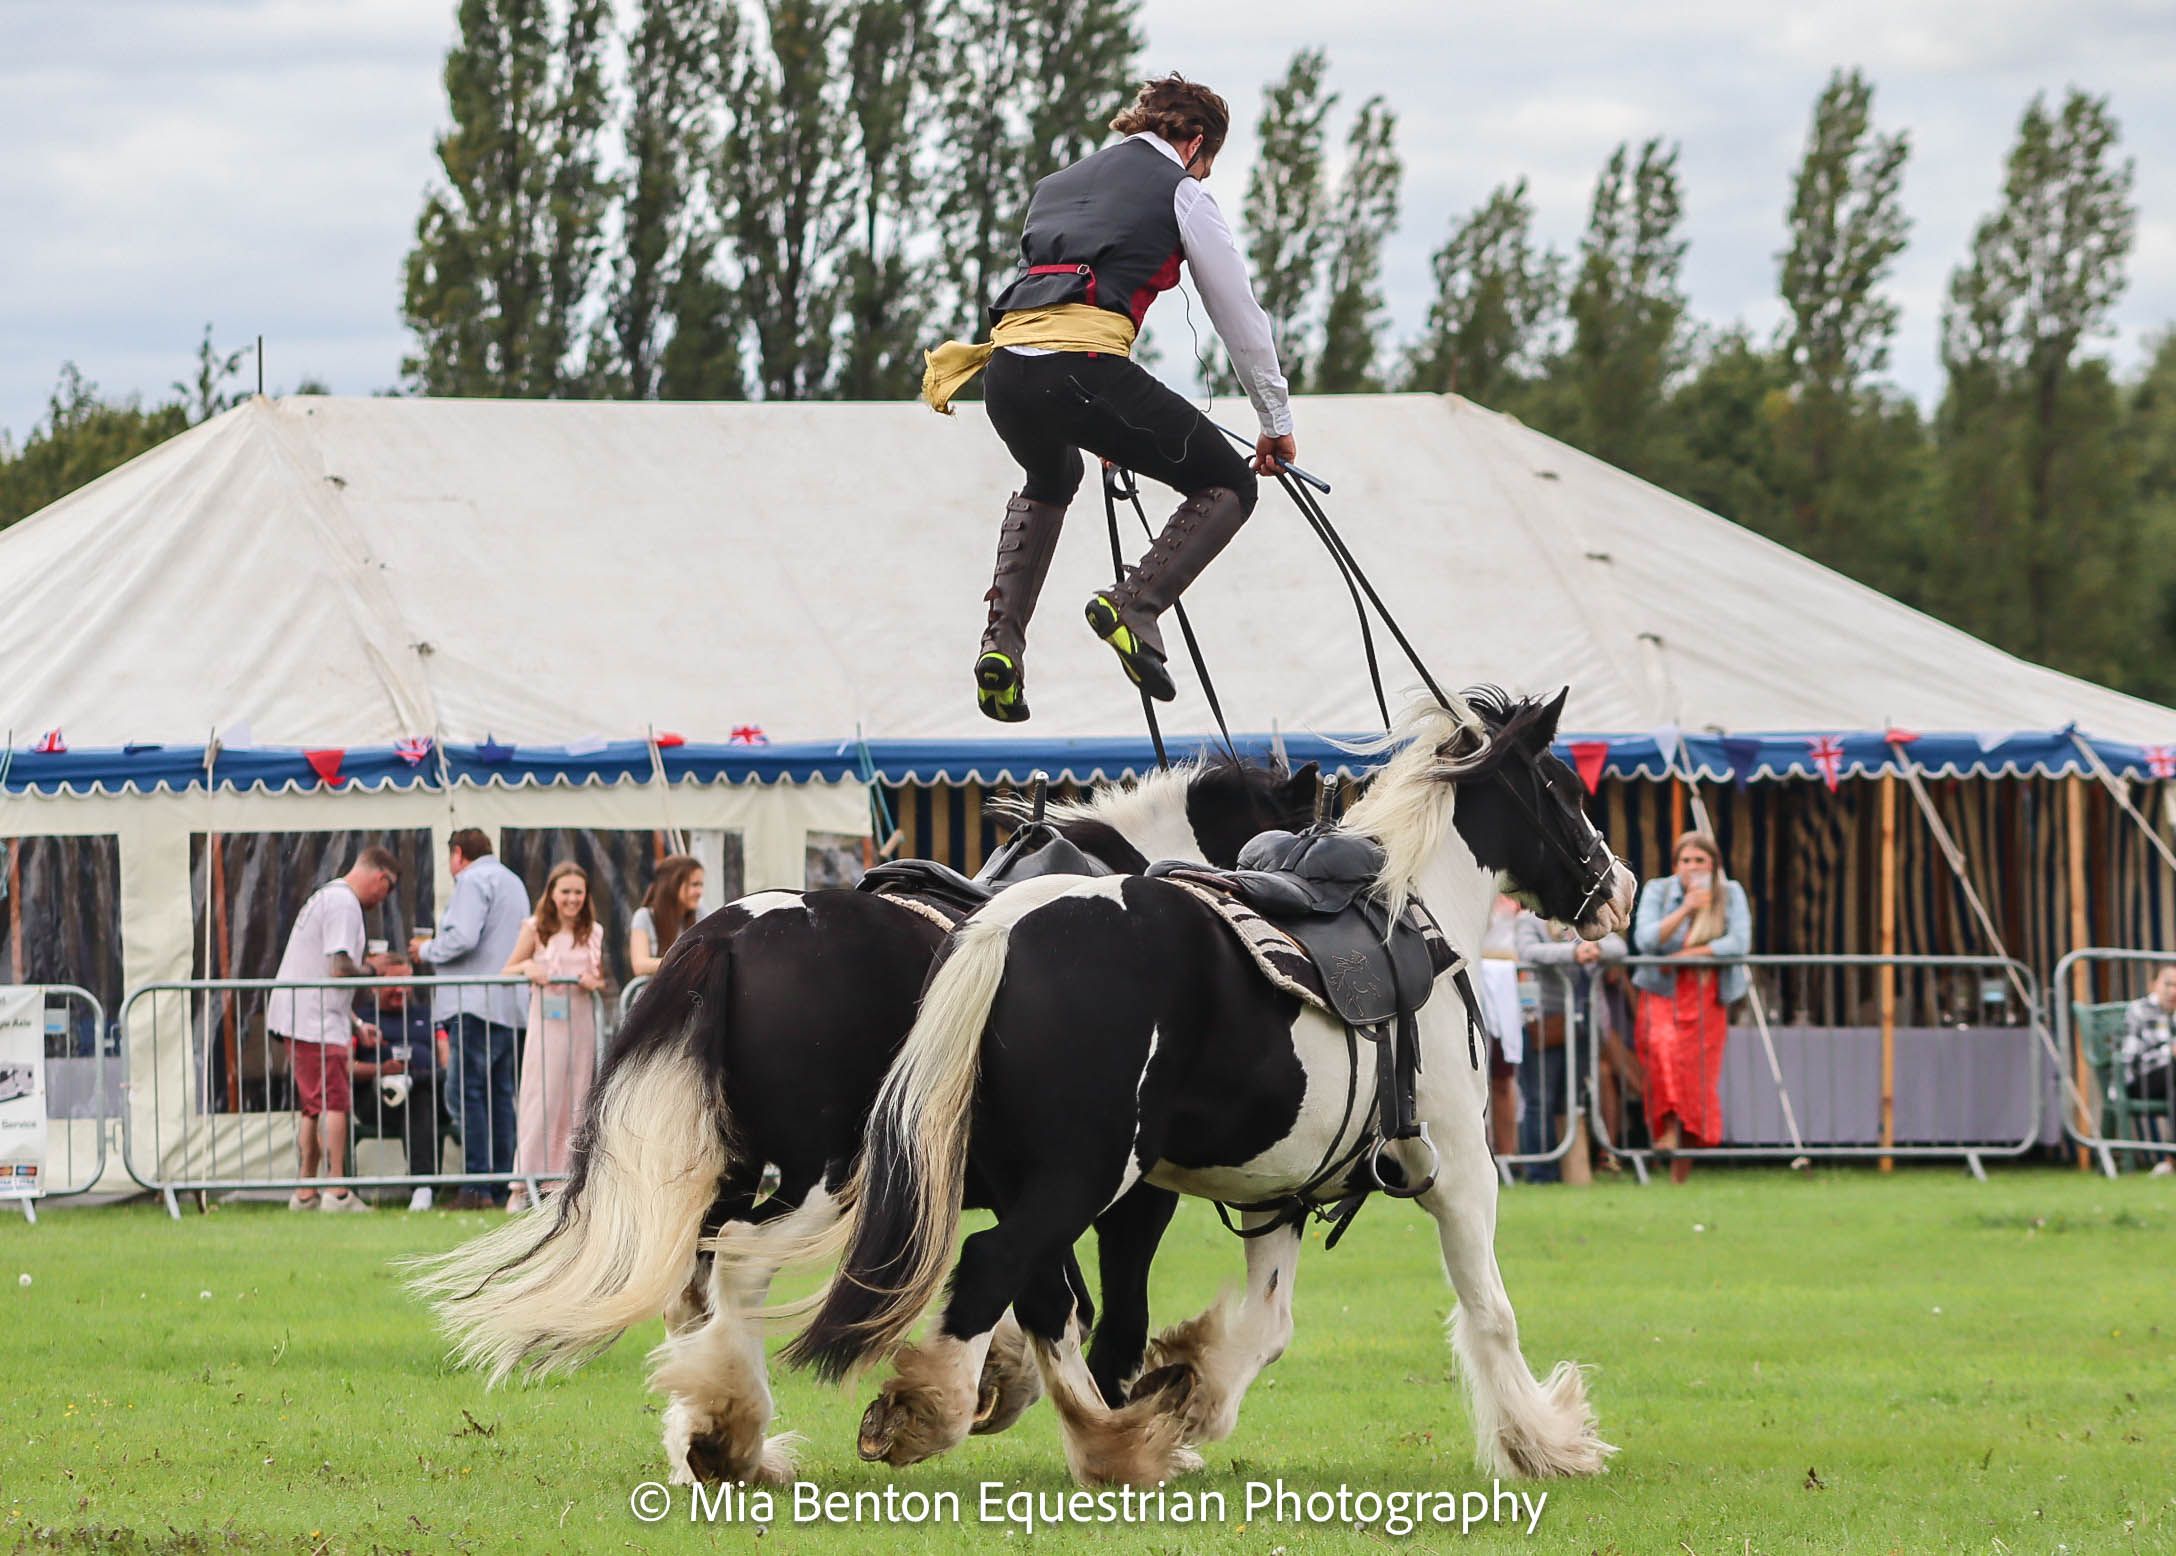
(780, 691, 1637, 1484)
(411, 757, 1317, 1485)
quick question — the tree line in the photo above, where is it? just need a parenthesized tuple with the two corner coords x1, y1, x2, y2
(6, 8, 2173, 704)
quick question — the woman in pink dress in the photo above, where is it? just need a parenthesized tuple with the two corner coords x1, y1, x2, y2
(502, 861, 607, 1210)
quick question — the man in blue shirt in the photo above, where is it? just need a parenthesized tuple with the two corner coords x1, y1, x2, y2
(410, 828, 529, 1209)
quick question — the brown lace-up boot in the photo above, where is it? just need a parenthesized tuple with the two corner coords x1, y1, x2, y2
(1083, 486, 1247, 702)
(973, 493, 1067, 723)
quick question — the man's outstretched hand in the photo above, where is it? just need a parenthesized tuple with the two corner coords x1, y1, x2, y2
(1253, 433, 1297, 476)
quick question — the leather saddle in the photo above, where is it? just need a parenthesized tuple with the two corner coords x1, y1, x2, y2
(1150, 829, 1438, 1028)
(857, 820, 1114, 921)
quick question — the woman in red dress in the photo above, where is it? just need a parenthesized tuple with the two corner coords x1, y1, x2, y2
(1630, 831, 1751, 1183)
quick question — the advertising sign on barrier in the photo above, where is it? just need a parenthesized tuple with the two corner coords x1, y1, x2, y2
(0, 987, 48, 1197)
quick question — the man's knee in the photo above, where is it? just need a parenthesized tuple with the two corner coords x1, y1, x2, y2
(1192, 469, 1257, 516)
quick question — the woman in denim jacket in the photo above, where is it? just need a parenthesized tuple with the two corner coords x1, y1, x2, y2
(1631, 830, 1751, 1182)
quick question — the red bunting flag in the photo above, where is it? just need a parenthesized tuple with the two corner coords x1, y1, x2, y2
(32, 730, 65, 754)
(304, 748, 346, 786)
(653, 731, 686, 749)
(1884, 726, 1921, 746)
(1808, 735, 1846, 792)
(1566, 739, 1609, 794)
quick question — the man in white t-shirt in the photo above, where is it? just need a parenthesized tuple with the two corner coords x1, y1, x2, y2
(267, 845, 400, 1211)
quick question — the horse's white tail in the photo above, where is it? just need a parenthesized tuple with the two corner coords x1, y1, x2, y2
(407, 940, 733, 1384)
(782, 910, 1015, 1381)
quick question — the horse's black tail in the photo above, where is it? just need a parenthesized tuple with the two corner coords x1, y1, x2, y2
(782, 909, 1014, 1381)
(407, 933, 734, 1384)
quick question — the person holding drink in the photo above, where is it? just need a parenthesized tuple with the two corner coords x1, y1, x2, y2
(1630, 830, 1751, 1183)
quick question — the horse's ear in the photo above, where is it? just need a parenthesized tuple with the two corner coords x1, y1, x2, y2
(1281, 760, 1320, 793)
(1533, 686, 1571, 745)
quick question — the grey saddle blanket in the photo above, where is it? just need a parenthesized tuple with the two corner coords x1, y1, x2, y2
(857, 823, 1115, 929)
(1149, 829, 1459, 1026)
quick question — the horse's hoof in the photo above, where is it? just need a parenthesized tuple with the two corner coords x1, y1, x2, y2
(857, 1396, 896, 1462)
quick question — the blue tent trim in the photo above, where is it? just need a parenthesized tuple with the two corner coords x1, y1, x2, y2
(0, 728, 2167, 796)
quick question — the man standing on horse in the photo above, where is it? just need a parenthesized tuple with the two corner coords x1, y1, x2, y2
(923, 74, 1298, 721)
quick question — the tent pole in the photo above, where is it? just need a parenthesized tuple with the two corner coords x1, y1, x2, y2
(2065, 775, 2093, 1169)
(1879, 772, 1897, 1173)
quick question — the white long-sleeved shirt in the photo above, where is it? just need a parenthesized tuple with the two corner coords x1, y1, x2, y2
(1006, 132, 1293, 438)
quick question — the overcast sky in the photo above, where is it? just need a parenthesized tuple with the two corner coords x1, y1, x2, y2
(4, 0, 2173, 445)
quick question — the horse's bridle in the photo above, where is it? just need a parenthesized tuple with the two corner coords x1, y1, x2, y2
(1493, 751, 1619, 926)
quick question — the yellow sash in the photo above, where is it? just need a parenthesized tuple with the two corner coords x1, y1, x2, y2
(921, 304, 1138, 415)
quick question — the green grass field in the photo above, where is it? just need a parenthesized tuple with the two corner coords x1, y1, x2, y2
(4, 1169, 2173, 1554)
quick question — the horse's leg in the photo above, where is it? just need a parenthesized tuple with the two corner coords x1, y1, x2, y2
(1409, 1062, 1614, 1478)
(1129, 1212, 1302, 1445)
(857, 1161, 1122, 1468)
(654, 1178, 839, 1486)
(1023, 1258, 1204, 1487)
(1084, 1181, 1179, 1406)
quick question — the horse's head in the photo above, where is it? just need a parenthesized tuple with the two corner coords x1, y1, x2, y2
(1184, 758, 1322, 868)
(1441, 688, 1636, 939)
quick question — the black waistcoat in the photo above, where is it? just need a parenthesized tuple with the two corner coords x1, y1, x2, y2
(989, 138, 1188, 328)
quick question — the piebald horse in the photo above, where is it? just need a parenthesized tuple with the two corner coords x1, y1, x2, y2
(411, 758, 1318, 1485)
(782, 690, 1636, 1484)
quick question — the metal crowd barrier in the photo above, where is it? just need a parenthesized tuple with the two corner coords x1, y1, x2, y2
(1485, 963, 1587, 1182)
(1580, 953, 2050, 1180)
(2050, 948, 2176, 1176)
(119, 975, 608, 1217)
(7, 986, 111, 1223)
(618, 974, 653, 1027)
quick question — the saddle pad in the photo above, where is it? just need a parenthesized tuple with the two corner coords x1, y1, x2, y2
(1160, 873, 1462, 1025)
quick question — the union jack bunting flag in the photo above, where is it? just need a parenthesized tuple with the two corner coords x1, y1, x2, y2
(2146, 745, 2176, 779)
(730, 725, 769, 746)
(394, 737, 433, 766)
(32, 730, 65, 754)
(1808, 734, 1846, 792)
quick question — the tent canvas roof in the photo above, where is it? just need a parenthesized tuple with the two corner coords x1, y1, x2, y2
(2, 392, 2170, 789)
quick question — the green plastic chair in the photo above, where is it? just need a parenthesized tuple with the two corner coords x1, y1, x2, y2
(2073, 1001, 2173, 1163)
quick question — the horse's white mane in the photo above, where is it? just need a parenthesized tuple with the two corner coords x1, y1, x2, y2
(992, 761, 1202, 832)
(1339, 699, 1500, 923)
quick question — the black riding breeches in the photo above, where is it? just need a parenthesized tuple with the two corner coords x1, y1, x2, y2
(982, 349, 1258, 515)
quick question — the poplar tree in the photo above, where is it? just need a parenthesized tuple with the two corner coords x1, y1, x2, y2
(1403, 180, 1560, 404)
(1772, 69, 1912, 559)
(1546, 138, 1687, 481)
(1313, 96, 1401, 393)
(718, 0, 856, 400)
(1935, 90, 2136, 675)
(609, 0, 732, 399)
(402, 0, 614, 396)
(835, 0, 939, 400)
(1238, 47, 1335, 392)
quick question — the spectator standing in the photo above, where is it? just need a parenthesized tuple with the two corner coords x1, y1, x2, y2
(503, 862, 608, 1210)
(347, 953, 452, 1211)
(410, 828, 528, 1210)
(629, 854, 705, 976)
(1515, 910, 1628, 1181)
(267, 846, 400, 1212)
(1631, 830, 1752, 1184)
